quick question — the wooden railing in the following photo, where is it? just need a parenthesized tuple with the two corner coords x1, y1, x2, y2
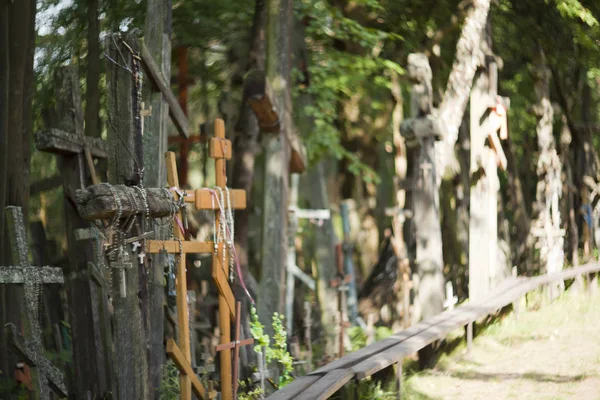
(267, 263, 600, 400)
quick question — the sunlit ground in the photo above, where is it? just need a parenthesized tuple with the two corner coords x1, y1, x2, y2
(405, 281, 600, 400)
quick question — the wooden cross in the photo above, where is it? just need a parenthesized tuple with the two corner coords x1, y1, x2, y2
(330, 243, 352, 358)
(215, 302, 254, 400)
(303, 301, 313, 373)
(285, 173, 327, 333)
(0, 206, 67, 400)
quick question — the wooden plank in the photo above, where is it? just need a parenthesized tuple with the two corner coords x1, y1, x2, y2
(146, 240, 213, 254)
(140, 42, 189, 138)
(352, 276, 557, 379)
(212, 255, 236, 320)
(295, 369, 354, 400)
(166, 339, 206, 399)
(209, 137, 233, 160)
(310, 277, 523, 376)
(265, 375, 322, 400)
(35, 128, 108, 158)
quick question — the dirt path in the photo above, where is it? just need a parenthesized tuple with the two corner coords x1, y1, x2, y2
(405, 286, 600, 400)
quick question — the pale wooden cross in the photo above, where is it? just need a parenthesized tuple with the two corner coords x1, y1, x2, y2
(0, 206, 67, 400)
(215, 302, 254, 400)
(285, 173, 326, 332)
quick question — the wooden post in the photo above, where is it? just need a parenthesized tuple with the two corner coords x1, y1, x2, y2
(143, 0, 172, 391)
(215, 302, 254, 400)
(105, 33, 150, 399)
(33, 65, 113, 398)
(340, 200, 359, 323)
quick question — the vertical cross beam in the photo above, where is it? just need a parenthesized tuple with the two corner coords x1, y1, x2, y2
(211, 119, 234, 400)
(215, 302, 254, 400)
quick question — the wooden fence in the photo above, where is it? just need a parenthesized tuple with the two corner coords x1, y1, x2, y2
(267, 263, 600, 400)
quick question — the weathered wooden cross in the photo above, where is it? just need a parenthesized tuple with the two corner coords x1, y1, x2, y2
(331, 243, 352, 358)
(400, 53, 445, 324)
(469, 54, 510, 302)
(0, 206, 67, 400)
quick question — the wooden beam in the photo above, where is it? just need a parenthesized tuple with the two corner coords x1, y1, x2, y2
(0, 266, 64, 284)
(146, 240, 214, 254)
(30, 175, 62, 195)
(5, 324, 68, 398)
(166, 339, 207, 399)
(140, 41, 190, 138)
(209, 137, 233, 160)
(35, 128, 108, 158)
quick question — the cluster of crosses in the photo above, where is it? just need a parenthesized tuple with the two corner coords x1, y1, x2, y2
(2, 120, 255, 400)
(75, 119, 254, 400)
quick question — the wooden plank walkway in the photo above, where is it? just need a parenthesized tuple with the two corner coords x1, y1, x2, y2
(267, 263, 600, 400)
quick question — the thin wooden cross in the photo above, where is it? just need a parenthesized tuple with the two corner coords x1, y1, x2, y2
(330, 243, 352, 358)
(215, 302, 254, 400)
(0, 206, 67, 400)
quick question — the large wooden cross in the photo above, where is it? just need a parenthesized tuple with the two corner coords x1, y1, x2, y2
(33, 65, 114, 398)
(0, 206, 67, 400)
(469, 54, 510, 302)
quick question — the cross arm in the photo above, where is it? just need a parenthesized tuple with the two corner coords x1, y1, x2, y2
(166, 339, 206, 399)
(76, 184, 247, 220)
(140, 41, 189, 139)
(35, 128, 108, 158)
(400, 115, 443, 146)
(0, 267, 64, 284)
(5, 324, 68, 398)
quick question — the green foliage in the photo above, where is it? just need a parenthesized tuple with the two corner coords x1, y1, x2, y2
(347, 325, 393, 352)
(158, 360, 180, 400)
(249, 307, 294, 387)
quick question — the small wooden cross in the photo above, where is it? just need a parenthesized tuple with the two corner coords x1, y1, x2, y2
(215, 302, 254, 400)
(0, 206, 67, 400)
(330, 243, 352, 358)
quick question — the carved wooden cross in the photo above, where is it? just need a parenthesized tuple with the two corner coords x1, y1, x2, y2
(215, 302, 254, 400)
(0, 206, 67, 400)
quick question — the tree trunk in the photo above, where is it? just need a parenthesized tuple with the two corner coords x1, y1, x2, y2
(0, 2, 35, 395)
(85, 0, 101, 139)
(257, 0, 292, 336)
(529, 48, 563, 276)
(231, 0, 266, 371)
(436, 0, 492, 176)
